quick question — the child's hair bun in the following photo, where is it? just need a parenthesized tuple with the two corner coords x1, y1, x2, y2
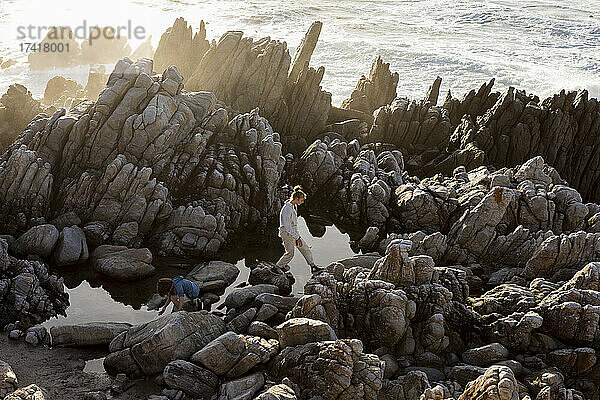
(291, 185, 307, 200)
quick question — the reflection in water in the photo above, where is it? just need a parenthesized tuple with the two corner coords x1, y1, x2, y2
(83, 357, 106, 374)
(287, 216, 356, 294)
(42, 280, 157, 327)
(44, 216, 357, 327)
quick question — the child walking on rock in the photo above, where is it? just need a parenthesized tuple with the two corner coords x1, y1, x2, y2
(275, 186, 320, 273)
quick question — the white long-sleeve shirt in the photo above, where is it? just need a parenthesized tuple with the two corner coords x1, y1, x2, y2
(279, 200, 300, 239)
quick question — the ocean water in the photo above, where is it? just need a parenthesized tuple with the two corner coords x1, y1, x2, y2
(0, 0, 598, 105)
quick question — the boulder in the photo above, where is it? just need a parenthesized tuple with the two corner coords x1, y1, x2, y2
(191, 332, 279, 378)
(14, 225, 59, 258)
(378, 371, 430, 400)
(163, 360, 218, 399)
(255, 293, 301, 313)
(276, 318, 337, 348)
(249, 262, 295, 295)
(227, 308, 257, 333)
(218, 372, 264, 400)
(380, 354, 399, 379)
(255, 304, 279, 322)
(187, 261, 240, 293)
(24, 325, 48, 346)
(223, 284, 279, 310)
(53, 225, 89, 266)
(192, 331, 244, 376)
(247, 321, 278, 340)
(91, 245, 155, 281)
(50, 322, 132, 347)
(50, 212, 82, 231)
(104, 311, 226, 376)
(458, 365, 519, 400)
(462, 343, 509, 367)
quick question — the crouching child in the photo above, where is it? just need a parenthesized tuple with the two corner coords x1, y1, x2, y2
(156, 276, 200, 315)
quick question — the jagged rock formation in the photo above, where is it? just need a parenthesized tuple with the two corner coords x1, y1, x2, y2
(291, 135, 404, 232)
(0, 238, 68, 329)
(83, 65, 110, 102)
(186, 30, 291, 114)
(0, 58, 287, 257)
(442, 79, 499, 127)
(130, 36, 154, 62)
(0, 85, 44, 152)
(368, 95, 453, 168)
(341, 56, 399, 115)
(294, 135, 599, 284)
(393, 157, 599, 282)
(270, 338, 383, 400)
(183, 21, 331, 150)
(361, 78, 600, 206)
(437, 87, 600, 203)
(153, 18, 210, 82)
(80, 27, 132, 64)
(288, 21, 322, 84)
(424, 76, 442, 106)
(3, 18, 600, 400)
(42, 76, 84, 109)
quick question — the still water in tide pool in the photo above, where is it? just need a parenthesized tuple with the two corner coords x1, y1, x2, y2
(42, 217, 356, 329)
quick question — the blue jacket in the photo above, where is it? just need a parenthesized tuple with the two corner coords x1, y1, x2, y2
(170, 276, 200, 299)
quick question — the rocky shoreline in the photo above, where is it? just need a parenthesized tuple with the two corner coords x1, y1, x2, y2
(1, 17, 600, 400)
